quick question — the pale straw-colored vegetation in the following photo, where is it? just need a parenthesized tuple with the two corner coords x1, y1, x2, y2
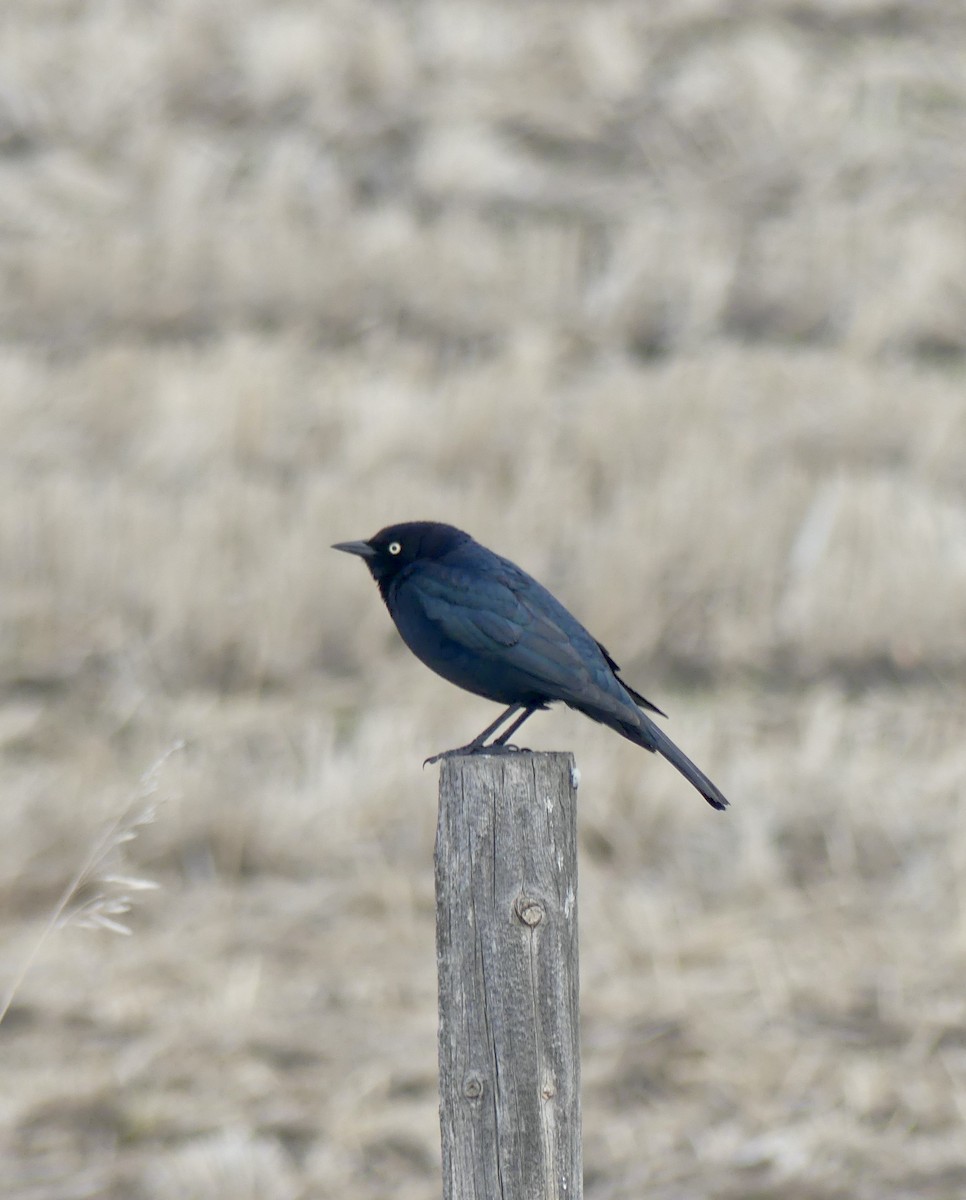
(2, 2, 966, 1197)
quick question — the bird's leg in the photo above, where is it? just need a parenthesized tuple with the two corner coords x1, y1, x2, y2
(424, 704, 531, 766)
(488, 704, 538, 751)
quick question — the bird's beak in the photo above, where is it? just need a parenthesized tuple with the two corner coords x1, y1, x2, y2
(332, 539, 377, 560)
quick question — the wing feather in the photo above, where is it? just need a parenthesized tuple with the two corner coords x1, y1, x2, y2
(405, 559, 637, 723)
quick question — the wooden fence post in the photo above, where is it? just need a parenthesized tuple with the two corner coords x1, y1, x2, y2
(435, 751, 581, 1199)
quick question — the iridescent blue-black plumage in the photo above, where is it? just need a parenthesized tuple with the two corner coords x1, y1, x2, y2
(333, 521, 728, 810)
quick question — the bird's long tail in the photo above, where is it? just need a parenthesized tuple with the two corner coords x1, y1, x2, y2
(643, 718, 728, 810)
(568, 686, 729, 806)
(589, 704, 728, 811)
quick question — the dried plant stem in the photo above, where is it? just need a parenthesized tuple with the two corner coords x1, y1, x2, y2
(0, 742, 182, 1028)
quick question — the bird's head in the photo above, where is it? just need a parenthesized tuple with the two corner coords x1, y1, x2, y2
(333, 521, 470, 588)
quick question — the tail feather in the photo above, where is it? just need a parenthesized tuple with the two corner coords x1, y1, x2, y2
(643, 718, 729, 811)
(576, 696, 729, 811)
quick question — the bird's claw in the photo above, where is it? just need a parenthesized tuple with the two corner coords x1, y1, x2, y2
(423, 745, 482, 767)
(423, 742, 531, 767)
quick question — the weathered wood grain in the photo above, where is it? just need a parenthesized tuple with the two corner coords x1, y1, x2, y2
(435, 752, 581, 1200)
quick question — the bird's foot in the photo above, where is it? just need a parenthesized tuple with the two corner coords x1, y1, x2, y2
(424, 742, 531, 767)
(423, 744, 478, 767)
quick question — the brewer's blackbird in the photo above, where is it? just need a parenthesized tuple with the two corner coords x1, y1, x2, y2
(333, 521, 728, 810)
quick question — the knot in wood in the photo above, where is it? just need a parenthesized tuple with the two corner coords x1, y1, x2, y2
(462, 1073, 484, 1100)
(514, 894, 545, 927)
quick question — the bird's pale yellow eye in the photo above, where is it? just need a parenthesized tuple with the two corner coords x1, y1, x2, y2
(388, 541, 402, 555)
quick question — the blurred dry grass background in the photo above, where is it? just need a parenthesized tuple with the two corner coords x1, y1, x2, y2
(2, 1, 966, 1196)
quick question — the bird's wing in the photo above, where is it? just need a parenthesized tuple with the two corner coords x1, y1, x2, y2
(408, 565, 527, 652)
(594, 640, 667, 717)
(406, 560, 635, 718)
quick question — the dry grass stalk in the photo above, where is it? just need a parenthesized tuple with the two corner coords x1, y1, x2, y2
(0, 742, 180, 1028)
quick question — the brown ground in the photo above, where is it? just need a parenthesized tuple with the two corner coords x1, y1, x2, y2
(2, 2, 966, 1196)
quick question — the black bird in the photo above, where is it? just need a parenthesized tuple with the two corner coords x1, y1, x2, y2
(333, 522, 728, 810)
